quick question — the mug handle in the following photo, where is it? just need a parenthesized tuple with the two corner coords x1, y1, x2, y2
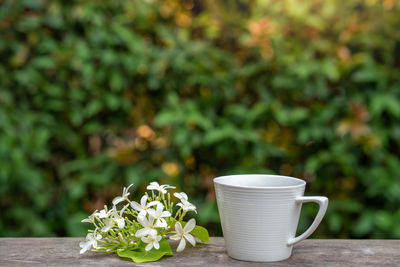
(287, 196, 329, 246)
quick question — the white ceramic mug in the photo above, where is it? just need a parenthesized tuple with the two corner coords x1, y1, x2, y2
(214, 174, 328, 262)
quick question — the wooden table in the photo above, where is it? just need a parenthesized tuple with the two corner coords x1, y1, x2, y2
(0, 238, 399, 266)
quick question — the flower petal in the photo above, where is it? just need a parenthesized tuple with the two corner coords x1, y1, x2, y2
(137, 215, 148, 227)
(154, 242, 160, 250)
(130, 201, 142, 211)
(184, 233, 196, 247)
(159, 218, 167, 226)
(161, 211, 171, 217)
(154, 219, 167, 228)
(147, 215, 155, 225)
(79, 241, 87, 249)
(184, 218, 196, 233)
(173, 192, 184, 200)
(147, 182, 159, 191)
(101, 225, 111, 232)
(147, 201, 160, 207)
(79, 242, 91, 254)
(175, 221, 183, 235)
(145, 243, 153, 251)
(126, 183, 134, 192)
(116, 218, 125, 229)
(157, 203, 164, 213)
(149, 228, 158, 236)
(101, 219, 114, 232)
(135, 228, 150, 238)
(112, 196, 124, 206)
(140, 195, 148, 206)
(138, 210, 147, 218)
(141, 236, 150, 243)
(177, 237, 186, 252)
(147, 208, 156, 218)
(174, 192, 188, 200)
(94, 209, 108, 218)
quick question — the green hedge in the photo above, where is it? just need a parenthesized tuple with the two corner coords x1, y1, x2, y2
(1, 0, 400, 238)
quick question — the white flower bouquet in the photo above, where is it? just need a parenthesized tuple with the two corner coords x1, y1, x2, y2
(79, 182, 209, 262)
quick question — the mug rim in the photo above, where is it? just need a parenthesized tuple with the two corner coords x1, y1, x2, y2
(213, 174, 306, 190)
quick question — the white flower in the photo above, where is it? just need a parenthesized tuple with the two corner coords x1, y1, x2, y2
(101, 205, 128, 232)
(176, 199, 197, 213)
(111, 205, 129, 229)
(174, 192, 197, 213)
(79, 231, 102, 254)
(93, 208, 112, 219)
(101, 218, 115, 232)
(141, 233, 162, 251)
(81, 212, 97, 223)
(147, 182, 175, 194)
(147, 203, 171, 228)
(112, 184, 134, 205)
(130, 195, 160, 217)
(135, 216, 158, 238)
(170, 218, 196, 252)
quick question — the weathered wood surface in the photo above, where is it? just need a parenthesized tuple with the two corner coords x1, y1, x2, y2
(0, 238, 399, 266)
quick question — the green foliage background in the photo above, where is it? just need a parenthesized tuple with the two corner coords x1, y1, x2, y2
(1, 0, 400, 238)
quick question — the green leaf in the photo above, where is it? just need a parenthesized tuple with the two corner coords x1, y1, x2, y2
(191, 225, 210, 243)
(117, 238, 173, 263)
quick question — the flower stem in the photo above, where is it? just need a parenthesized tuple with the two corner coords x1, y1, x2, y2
(179, 210, 187, 221)
(174, 208, 182, 220)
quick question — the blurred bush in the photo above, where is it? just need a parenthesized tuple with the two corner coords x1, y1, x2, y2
(1, 0, 400, 238)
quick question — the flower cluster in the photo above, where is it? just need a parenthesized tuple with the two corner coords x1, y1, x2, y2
(79, 182, 209, 262)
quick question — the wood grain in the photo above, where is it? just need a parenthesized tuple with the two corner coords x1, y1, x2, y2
(0, 238, 399, 266)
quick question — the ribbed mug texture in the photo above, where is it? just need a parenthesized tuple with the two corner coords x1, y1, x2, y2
(214, 175, 306, 262)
